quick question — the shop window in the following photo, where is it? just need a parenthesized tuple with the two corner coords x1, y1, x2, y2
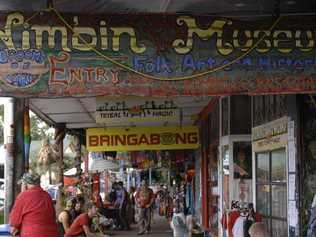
(256, 149, 287, 237)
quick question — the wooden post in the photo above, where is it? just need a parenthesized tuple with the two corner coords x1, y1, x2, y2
(14, 99, 25, 199)
(23, 100, 30, 171)
(54, 124, 66, 215)
(4, 98, 15, 223)
(3, 98, 26, 223)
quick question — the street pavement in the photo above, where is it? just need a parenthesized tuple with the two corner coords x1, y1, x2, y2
(109, 215, 172, 237)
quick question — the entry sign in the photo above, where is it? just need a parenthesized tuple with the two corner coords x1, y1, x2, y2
(86, 126, 199, 152)
(95, 97, 179, 125)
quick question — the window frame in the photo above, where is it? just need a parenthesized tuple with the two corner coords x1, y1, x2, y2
(255, 148, 287, 236)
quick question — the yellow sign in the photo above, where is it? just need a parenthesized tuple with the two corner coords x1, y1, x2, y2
(86, 126, 199, 152)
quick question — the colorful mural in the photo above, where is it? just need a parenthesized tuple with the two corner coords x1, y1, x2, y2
(0, 10, 315, 97)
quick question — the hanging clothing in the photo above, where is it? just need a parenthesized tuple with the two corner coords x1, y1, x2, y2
(185, 183, 193, 214)
(232, 216, 247, 237)
(221, 210, 240, 237)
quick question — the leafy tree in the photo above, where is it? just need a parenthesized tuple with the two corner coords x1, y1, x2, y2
(30, 112, 53, 140)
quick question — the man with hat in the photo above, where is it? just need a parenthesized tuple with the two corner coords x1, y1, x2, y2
(9, 172, 59, 237)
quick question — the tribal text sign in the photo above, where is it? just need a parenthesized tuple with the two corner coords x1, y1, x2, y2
(95, 96, 179, 125)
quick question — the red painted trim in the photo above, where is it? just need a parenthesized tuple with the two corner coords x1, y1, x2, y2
(199, 97, 219, 121)
(201, 144, 210, 229)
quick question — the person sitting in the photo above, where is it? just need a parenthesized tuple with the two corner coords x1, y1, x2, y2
(69, 197, 84, 223)
(65, 202, 109, 237)
(58, 198, 76, 236)
(98, 194, 120, 229)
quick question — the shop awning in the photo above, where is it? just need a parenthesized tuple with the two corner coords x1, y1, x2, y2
(29, 96, 212, 129)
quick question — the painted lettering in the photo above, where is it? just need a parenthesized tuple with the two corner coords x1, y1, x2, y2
(273, 30, 293, 53)
(188, 132, 198, 143)
(89, 135, 99, 146)
(296, 30, 314, 52)
(138, 134, 150, 145)
(233, 30, 253, 51)
(133, 56, 172, 73)
(49, 52, 69, 86)
(30, 25, 71, 52)
(111, 27, 146, 53)
(127, 134, 138, 145)
(0, 13, 24, 49)
(72, 26, 97, 51)
(150, 134, 160, 145)
(115, 135, 126, 145)
(173, 16, 233, 55)
(100, 135, 109, 146)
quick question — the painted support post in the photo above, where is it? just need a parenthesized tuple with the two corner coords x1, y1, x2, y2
(4, 98, 15, 223)
(23, 101, 30, 171)
(3, 98, 26, 222)
(53, 124, 66, 215)
(14, 99, 25, 199)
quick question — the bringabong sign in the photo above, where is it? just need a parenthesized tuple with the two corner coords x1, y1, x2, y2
(0, 11, 315, 97)
(86, 126, 199, 151)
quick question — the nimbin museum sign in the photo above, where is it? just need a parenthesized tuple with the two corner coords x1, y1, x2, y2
(0, 11, 315, 97)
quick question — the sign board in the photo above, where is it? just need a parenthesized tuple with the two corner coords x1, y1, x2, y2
(252, 117, 288, 152)
(86, 126, 199, 151)
(0, 12, 314, 97)
(96, 97, 179, 125)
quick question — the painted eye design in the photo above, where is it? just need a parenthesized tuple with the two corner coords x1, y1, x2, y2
(0, 49, 48, 89)
(160, 133, 176, 145)
(5, 73, 39, 87)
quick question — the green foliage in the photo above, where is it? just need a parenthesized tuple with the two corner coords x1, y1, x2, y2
(30, 114, 53, 140)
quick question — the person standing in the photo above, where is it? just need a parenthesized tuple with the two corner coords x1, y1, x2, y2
(65, 202, 109, 237)
(135, 180, 154, 235)
(115, 181, 130, 230)
(9, 172, 59, 237)
(128, 186, 136, 224)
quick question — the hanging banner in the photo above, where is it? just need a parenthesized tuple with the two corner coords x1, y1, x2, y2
(86, 126, 199, 151)
(0, 11, 315, 97)
(96, 96, 179, 125)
